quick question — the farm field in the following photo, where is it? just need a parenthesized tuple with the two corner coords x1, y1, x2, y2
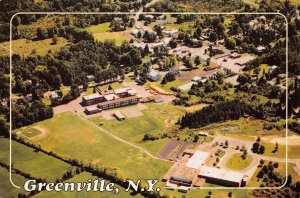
(17, 112, 172, 181)
(0, 166, 28, 197)
(0, 37, 69, 57)
(33, 172, 139, 198)
(0, 138, 75, 182)
(85, 22, 111, 33)
(92, 31, 132, 45)
(226, 153, 252, 170)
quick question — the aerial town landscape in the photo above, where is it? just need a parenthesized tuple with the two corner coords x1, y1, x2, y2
(0, 0, 300, 198)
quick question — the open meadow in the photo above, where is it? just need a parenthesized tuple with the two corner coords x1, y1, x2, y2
(85, 22, 132, 45)
(0, 138, 75, 182)
(0, 166, 28, 197)
(0, 37, 69, 57)
(15, 112, 172, 182)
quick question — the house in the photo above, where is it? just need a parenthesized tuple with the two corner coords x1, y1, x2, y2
(131, 29, 144, 38)
(256, 46, 266, 54)
(192, 76, 202, 82)
(85, 106, 101, 115)
(50, 92, 59, 99)
(158, 15, 166, 20)
(145, 15, 155, 20)
(147, 70, 161, 81)
(198, 131, 209, 136)
(113, 17, 123, 22)
(269, 65, 278, 73)
(169, 67, 181, 76)
(113, 111, 125, 121)
(87, 75, 96, 82)
(163, 29, 179, 37)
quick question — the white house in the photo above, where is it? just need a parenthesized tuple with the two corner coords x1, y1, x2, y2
(147, 70, 161, 81)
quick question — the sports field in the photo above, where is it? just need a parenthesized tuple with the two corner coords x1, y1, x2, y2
(19, 112, 172, 181)
(0, 138, 74, 182)
(34, 172, 139, 198)
(18, 128, 41, 138)
(89, 103, 186, 154)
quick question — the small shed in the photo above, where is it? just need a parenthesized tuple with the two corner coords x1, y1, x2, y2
(113, 111, 125, 121)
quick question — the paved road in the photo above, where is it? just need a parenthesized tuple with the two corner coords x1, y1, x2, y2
(207, 135, 300, 177)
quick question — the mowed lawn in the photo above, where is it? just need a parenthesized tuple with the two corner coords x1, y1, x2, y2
(0, 166, 28, 197)
(34, 172, 140, 198)
(89, 103, 186, 154)
(0, 37, 69, 57)
(0, 138, 74, 182)
(226, 153, 252, 170)
(22, 112, 172, 180)
(19, 128, 41, 138)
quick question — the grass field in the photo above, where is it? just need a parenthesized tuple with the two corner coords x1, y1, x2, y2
(0, 166, 28, 197)
(85, 23, 132, 45)
(19, 128, 41, 138)
(186, 183, 252, 198)
(0, 37, 69, 57)
(92, 32, 132, 45)
(226, 153, 252, 170)
(85, 22, 111, 33)
(247, 161, 299, 187)
(20, 112, 172, 182)
(89, 103, 186, 154)
(149, 79, 188, 93)
(164, 22, 195, 32)
(34, 172, 139, 198)
(0, 138, 74, 182)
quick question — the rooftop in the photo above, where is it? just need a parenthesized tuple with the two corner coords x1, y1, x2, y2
(104, 94, 119, 101)
(199, 166, 245, 183)
(98, 95, 139, 107)
(185, 151, 210, 170)
(83, 93, 103, 100)
(85, 106, 99, 111)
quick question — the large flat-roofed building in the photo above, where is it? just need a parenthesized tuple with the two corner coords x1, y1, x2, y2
(82, 86, 140, 110)
(198, 166, 248, 187)
(185, 151, 210, 170)
(85, 106, 101, 115)
(82, 93, 105, 106)
(98, 95, 139, 110)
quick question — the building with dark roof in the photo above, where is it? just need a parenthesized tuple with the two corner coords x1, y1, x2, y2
(82, 86, 140, 110)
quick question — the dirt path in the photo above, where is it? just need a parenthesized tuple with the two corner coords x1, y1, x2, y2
(30, 126, 50, 141)
(73, 112, 171, 162)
